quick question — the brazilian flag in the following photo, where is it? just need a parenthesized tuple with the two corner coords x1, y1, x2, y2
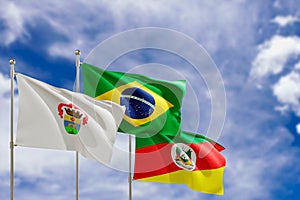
(82, 63, 186, 137)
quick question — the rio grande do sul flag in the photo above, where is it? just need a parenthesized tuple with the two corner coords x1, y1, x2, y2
(134, 131, 226, 195)
(81, 63, 186, 136)
(16, 73, 125, 164)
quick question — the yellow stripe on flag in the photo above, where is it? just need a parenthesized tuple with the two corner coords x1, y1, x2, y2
(64, 115, 81, 124)
(137, 167, 225, 195)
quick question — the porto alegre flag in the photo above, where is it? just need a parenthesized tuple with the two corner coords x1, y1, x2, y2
(16, 73, 125, 164)
(134, 131, 226, 195)
(81, 63, 186, 136)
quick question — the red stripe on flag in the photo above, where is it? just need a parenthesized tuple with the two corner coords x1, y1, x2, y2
(134, 142, 225, 180)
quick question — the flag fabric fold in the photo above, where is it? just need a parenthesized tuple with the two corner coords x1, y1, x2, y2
(16, 73, 125, 164)
(133, 131, 226, 195)
(81, 63, 186, 137)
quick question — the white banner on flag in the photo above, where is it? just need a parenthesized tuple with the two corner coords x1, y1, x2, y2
(16, 73, 125, 164)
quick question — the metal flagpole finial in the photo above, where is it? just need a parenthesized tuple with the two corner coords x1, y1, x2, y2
(75, 49, 81, 70)
(75, 49, 81, 55)
(10, 59, 15, 78)
(9, 59, 16, 65)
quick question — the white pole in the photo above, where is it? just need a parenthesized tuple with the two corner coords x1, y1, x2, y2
(129, 135, 132, 200)
(75, 49, 81, 200)
(9, 59, 15, 200)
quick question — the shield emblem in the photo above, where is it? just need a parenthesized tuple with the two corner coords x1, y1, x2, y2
(57, 103, 88, 135)
(63, 115, 81, 134)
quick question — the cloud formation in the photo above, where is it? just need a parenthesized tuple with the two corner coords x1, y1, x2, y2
(273, 71, 300, 107)
(271, 15, 300, 27)
(250, 35, 300, 79)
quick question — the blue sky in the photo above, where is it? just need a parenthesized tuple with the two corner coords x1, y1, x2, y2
(1, 0, 300, 199)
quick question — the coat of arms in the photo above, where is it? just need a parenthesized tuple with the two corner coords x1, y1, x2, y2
(57, 103, 88, 135)
(171, 143, 196, 171)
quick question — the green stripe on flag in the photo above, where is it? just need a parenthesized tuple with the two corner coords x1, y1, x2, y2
(136, 131, 225, 150)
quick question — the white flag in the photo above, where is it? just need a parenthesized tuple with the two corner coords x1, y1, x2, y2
(16, 73, 125, 164)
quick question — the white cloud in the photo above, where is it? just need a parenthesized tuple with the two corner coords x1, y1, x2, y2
(273, 71, 300, 105)
(274, 104, 289, 114)
(272, 71, 300, 138)
(272, 15, 299, 27)
(296, 123, 300, 134)
(0, 1, 258, 61)
(250, 35, 300, 79)
(295, 61, 300, 70)
(0, 73, 11, 96)
(0, 1, 32, 45)
(273, 71, 300, 110)
(221, 117, 299, 200)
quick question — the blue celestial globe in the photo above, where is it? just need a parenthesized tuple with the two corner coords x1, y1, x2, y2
(120, 87, 155, 119)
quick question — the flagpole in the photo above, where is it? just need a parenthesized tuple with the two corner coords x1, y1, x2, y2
(129, 134, 132, 200)
(9, 59, 15, 200)
(75, 49, 81, 200)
